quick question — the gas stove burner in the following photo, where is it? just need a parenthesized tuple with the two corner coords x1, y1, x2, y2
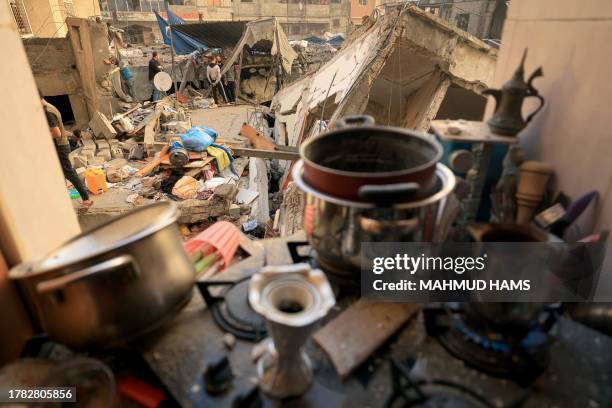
(386, 358, 494, 408)
(287, 241, 359, 293)
(424, 306, 552, 384)
(197, 278, 267, 341)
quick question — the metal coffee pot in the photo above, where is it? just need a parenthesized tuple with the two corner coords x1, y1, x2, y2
(483, 49, 545, 136)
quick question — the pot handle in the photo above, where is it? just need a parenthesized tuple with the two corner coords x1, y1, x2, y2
(334, 115, 375, 129)
(358, 183, 420, 207)
(36, 255, 140, 294)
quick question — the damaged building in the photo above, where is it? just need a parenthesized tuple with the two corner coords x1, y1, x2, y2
(271, 5, 496, 149)
(1, 0, 612, 407)
(24, 17, 123, 127)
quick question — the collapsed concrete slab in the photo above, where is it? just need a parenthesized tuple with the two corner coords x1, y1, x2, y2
(271, 4, 497, 151)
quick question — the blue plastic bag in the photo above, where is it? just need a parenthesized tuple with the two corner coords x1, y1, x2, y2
(180, 126, 218, 152)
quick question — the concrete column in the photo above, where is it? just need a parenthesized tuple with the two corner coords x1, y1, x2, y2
(249, 157, 270, 226)
(401, 70, 451, 131)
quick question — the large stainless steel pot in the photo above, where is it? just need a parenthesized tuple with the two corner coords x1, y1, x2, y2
(293, 161, 456, 276)
(300, 122, 443, 202)
(9, 202, 194, 350)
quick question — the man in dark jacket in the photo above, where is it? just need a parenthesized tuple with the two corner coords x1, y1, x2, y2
(148, 51, 164, 101)
(41, 92, 92, 211)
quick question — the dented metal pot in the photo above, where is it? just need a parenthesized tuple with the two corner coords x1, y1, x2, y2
(9, 202, 194, 350)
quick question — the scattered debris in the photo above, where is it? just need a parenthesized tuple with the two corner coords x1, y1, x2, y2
(235, 188, 259, 205)
(242, 219, 258, 232)
(313, 301, 420, 379)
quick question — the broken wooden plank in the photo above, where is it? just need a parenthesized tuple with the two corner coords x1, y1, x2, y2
(232, 147, 300, 161)
(112, 103, 142, 122)
(184, 157, 215, 178)
(135, 145, 169, 177)
(313, 301, 420, 379)
(239, 123, 276, 150)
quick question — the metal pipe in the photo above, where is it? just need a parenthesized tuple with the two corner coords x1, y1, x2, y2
(169, 25, 178, 107)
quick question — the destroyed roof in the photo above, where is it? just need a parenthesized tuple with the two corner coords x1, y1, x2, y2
(220, 18, 298, 77)
(172, 22, 247, 51)
(271, 5, 497, 148)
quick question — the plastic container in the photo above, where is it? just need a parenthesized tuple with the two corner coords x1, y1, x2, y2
(68, 188, 80, 199)
(85, 168, 108, 195)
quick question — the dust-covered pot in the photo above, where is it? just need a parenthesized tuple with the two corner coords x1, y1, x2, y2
(300, 122, 443, 202)
(9, 202, 194, 350)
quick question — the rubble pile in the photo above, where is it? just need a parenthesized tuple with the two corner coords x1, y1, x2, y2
(71, 97, 263, 236)
(292, 42, 338, 77)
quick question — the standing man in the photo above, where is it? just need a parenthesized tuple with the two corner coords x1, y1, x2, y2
(119, 60, 136, 100)
(206, 56, 223, 104)
(200, 55, 210, 92)
(148, 51, 164, 101)
(224, 61, 238, 104)
(40, 92, 92, 211)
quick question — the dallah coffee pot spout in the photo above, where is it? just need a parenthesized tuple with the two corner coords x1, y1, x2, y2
(483, 48, 545, 136)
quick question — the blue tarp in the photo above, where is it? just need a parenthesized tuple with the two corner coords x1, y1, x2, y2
(303, 35, 345, 47)
(327, 35, 345, 47)
(155, 11, 209, 55)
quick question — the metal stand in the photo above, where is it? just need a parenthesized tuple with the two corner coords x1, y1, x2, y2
(430, 120, 519, 235)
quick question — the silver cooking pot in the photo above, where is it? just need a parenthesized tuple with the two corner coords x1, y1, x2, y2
(9, 202, 194, 350)
(292, 161, 456, 275)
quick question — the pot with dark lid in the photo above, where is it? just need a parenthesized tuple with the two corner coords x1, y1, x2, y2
(10, 202, 194, 350)
(300, 118, 443, 203)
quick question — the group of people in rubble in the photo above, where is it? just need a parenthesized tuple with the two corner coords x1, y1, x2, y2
(37, 51, 241, 214)
(147, 51, 238, 105)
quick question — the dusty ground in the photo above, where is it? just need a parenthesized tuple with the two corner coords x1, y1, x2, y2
(189, 104, 251, 139)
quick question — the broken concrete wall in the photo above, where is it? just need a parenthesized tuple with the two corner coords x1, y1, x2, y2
(23, 18, 117, 126)
(344, 6, 497, 131)
(272, 5, 497, 152)
(66, 18, 117, 120)
(435, 84, 487, 121)
(23, 37, 90, 127)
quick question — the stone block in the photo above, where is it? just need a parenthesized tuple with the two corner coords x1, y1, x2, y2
(107, 158, 128, 170)
(81, 149, 95, 159)
(73, 155, 88, 169)
(214, 184, 235, 199)
(88, 156, 106, 166)
(106, 168, 124, 183)
(162, 120, 190, 133)
(89, 111, 117, 139)
(82, 138, 96, 149)
(229, 204, 241, 218)
(98, 149, 112, 161)
(96, 139, 110, 150)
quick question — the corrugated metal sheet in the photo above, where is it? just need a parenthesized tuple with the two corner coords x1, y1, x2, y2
(172, 21, 247, 50)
